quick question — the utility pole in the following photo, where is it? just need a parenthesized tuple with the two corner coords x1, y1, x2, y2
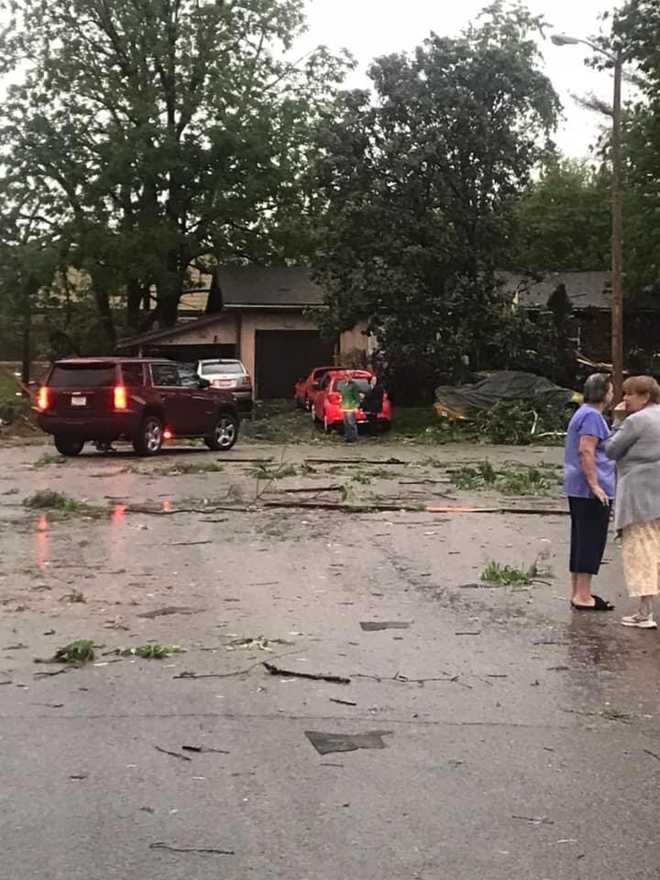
(610, 50, 624, 402)
(551, 34, 626, 399)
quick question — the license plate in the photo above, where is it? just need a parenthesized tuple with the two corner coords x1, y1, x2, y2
(218, 380, 235, 388)
(71, 396, 87, 407)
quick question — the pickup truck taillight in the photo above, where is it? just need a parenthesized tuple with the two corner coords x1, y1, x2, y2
(37, 386, 50, 411)
(327, 392, 341, 404)
(113, 385, 128, 410)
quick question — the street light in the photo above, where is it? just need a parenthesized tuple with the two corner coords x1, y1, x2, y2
(551, 33, 624, 401)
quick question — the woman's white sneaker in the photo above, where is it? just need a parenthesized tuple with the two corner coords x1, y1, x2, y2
(621, 613, 657, 629)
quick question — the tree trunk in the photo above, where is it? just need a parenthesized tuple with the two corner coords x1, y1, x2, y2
(126, 278, 143, 333)
(155, 252, 185, 328)
(21, 309, 31, 386)
(92, 286, 117, 349)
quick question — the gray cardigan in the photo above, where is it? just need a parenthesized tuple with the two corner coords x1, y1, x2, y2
(605, 404, 660, 531)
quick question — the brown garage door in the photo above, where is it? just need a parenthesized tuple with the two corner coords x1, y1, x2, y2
(255, 331, 336, 399)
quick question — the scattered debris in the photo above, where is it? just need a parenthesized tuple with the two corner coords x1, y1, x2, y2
(155, 746, 192, 762)
(427, 505, 568, 516)
(450, 461, 558, 496)
(171, 540, 213, 546)
(512, 815, 554, 826)
(226, 636, 292, 652)
(35, 640, 95, 666)
(5, 643, 28, 650)
(643, 749, 660, 763)
(22, 490, 101, 516)
(69, 774, 88, 780)
(305, 730, 393, 755)
(61, 590, 87, 604)
(181, 745, 230, 755)
(137, 606, 201, 619)
(119, 644, 184, 659)
(329, 698, 357, 707)
(481, 561, 532, 587)
(455, 631, 482, 637)
(33, 668, 71, 679)
(304, 457, 405, 466)
(149, 842, 234, 856)
(360, 621, 411, 632)
(263, 662, 350, 685)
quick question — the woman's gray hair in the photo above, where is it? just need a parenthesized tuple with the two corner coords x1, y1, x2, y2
(583, 373, 612, 404)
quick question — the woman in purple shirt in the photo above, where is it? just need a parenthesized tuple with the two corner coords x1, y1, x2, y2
(563, 373, 616, 611)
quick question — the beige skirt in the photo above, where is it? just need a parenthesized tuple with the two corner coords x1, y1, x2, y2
(621, 518, 660, 597)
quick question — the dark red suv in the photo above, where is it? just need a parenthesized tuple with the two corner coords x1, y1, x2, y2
(36, 358, 240, 456)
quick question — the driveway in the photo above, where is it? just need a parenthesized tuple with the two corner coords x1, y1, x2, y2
(1, 440, 658, 879)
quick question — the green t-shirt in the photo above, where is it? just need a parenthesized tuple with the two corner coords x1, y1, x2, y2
(339, 380, 360, 410)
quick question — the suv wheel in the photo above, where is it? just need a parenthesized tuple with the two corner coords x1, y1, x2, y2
(205, 412, 238, 451)
(133, 416, 163, 456)
(54, 436, 85, 457)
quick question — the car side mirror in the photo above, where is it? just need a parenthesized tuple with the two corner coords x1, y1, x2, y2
(198, 377, 211, 389)
(312, 381, 320, 390)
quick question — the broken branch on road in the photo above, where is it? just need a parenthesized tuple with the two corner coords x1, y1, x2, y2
(150, 842, 234, 856)
(263, 661, 350, 685)
(154, 746, 191, 762)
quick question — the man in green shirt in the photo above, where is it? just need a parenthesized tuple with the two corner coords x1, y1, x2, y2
(338, 375, 360, 443)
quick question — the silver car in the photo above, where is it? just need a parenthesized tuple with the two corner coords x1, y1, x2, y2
(196, 359, 253, 412)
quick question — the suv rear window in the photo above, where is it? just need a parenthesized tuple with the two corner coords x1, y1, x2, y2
(50, 364, 116, 387)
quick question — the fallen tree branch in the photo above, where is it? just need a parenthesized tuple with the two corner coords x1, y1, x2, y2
(304, 457, 406, 466)
(426, 505, 568, 516)
(263, 661, 350, 685)
(155, 746, 191, 762)
(150, 842, 234, 856)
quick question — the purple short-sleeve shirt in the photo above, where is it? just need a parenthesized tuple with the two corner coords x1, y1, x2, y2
(563, 404, 615, 499)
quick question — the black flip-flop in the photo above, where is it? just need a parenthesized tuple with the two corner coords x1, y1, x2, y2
(571, 595, 615, 611)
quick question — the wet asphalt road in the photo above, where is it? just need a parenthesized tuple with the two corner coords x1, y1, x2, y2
(1, 440, 659, 879)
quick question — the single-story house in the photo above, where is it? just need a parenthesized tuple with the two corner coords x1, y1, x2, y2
(498, 270, 660, 363)
(116, 267, 371, 399)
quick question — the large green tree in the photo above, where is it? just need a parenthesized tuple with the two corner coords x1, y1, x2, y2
(511, 157, 611, 272)
(312, 2, 559, 391)
(616, 2, 660, 294)
(0, 0, 349, 337)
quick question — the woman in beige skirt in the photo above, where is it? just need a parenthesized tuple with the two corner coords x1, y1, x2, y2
(606, 375, 660, 629)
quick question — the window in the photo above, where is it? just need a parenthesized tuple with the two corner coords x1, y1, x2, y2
(151, 363, 181, 387)
(120, 363, 144, 386)
(336, 378, 370, 394)
(201, 361, 243, 375)
(178, 364, 200, 387)
(50, 364, 116, 387)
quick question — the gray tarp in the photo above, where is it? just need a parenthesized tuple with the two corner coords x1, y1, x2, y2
(434, 371, 580, 420)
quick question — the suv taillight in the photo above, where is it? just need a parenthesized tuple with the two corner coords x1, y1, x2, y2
(114, 386, 128, 410)
(37, 387, 50, 411)
(240, 374, 252, 388)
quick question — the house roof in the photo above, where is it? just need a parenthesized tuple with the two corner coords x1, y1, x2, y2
(497, 271, 612, 310)
(219, 267, 323, 308)
(115, 313, 226, 350)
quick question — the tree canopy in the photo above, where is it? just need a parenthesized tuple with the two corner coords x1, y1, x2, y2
(511, 158, 611, 273)
(0, 0, 350, 343)
(312, 2, 559, 387)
